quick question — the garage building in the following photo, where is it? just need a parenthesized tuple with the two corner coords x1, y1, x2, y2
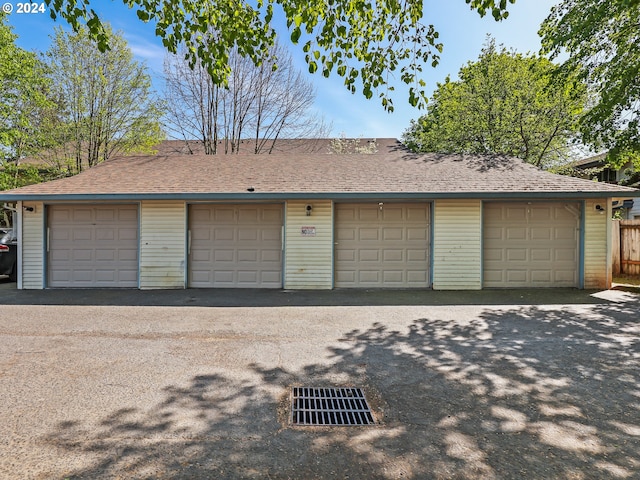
(1, 139, 638, 290)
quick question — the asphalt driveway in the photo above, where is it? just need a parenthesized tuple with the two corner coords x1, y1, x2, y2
(1, 282, 639, 479)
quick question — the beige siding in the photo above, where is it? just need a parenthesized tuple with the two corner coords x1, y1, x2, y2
(584, 198, 611, 289)
(284, 200, 333, 289)
(140, 201, 186, 289)
(432, 199, 482, 290)
(21, 202, 44, 289)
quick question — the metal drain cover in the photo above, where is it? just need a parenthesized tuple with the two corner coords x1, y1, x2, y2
(290, 387, 375, 426)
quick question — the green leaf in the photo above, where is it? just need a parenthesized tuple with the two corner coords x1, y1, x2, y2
(290, 27, 301, 44)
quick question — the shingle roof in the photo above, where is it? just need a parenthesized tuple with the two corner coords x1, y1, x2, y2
(1, 139, 638, 200)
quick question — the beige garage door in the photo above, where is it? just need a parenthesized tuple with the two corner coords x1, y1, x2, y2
(48, 205, 139, 287)
(335, 203, 430, 288)
(189, 204, 283, 288)
(483, 202, 580, 287)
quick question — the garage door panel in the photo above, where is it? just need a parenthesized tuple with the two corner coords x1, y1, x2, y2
(238, 250, 258, 262)
(407, 249, 427, 262)
(262, 229, 281, 241)
(71, 249, 92, 262)
(96, 209, 116, 222)
(408, 270, 428, 283)
(214, 208, 235, 222)
(506, 249, 527, 261)
(506, 227, 527, 240)
(359, 228, 379, 241)
(95, 270, 116, 282)
(531, 270, 552, 283)
(484, 248, 503, 262)
(335, 203, 430, 288)
(484, 202, 579, 288)
(531, 227, 552, 241)
(337, 249, 356, 262)
(72, 270, 93, 282)
(407, 207, 428, 221)
(238, 228, 259, 241)
(214, 271, 234, 285)
(484, 227, 503, 241)
(189, 204, 282, 288)
(119, 249, 138, 262)
(96, 229, 115, 241)
(214, 249, 234, 262)
(73, 229, 93, 241)
(337, 228, 356, 241)
(95, 249, 115, 261)
(238, 209, 259, 223)
(383, 271, 403, 283)
(383, 249, 403, 262)
(382, 228, 403, 241)
(506, 270, 527, 282)
(530, 207, 552, 221)
(261, 250, 281, 262)
(48, 205, 139, 288)
(214, 228, 235, 241)
(531, 249, 552, 262)
(407, 228, 427, 241)
(555, 248, 577, 262)
(358, 208, 378, 221)
(382, 207, 404, 221)
(358, 271, 380, 283)
(118, 228, 138, 241)
(359, 249, 380, 262)
(556, 227, 577, 240)
(72, 209, 93, 222)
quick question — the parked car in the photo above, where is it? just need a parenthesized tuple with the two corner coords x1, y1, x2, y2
(0, 229, 17, 281)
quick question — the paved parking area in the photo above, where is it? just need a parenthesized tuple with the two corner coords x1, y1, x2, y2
(1, 283, 639, 479)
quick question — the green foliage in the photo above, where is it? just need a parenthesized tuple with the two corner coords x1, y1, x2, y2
(43, 0, 515, 111)
(0, 163, 64, 191)
(540, 0, 640, 169)
(402, 38, 586, 169)
(0, 13, 57, 162)
(44, 25, 165, 172)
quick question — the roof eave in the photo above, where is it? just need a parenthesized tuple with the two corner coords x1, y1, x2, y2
(1, 190, 639, 202)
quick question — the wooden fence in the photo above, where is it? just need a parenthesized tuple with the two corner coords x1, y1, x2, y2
(612, 220, 640, 276)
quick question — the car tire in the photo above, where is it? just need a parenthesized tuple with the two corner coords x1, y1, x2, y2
(8, 265, 16, 282)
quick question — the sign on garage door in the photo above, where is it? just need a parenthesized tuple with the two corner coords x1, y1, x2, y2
(189, 204, 283, 288)
(335, 203, 430, 288)
(48, 205, 139, 287)
(483, 202, 580, 287)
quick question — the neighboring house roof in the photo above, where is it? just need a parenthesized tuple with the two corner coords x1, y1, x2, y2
(1, 140, 638, 201)
(572, 152, 609, 170)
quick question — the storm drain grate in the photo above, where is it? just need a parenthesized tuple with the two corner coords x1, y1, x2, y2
(290, 387, 375, 426)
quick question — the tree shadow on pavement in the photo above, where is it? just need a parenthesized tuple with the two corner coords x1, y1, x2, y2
(45, 300, 640, 479)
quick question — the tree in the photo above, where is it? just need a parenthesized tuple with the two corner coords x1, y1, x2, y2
(540, 0, 640, 169)
(42, 0, 515, 112)
(402, 39, 586, 169)
(0, 13, 57, 164)
(44, 25, 165, 173)
(164, 41, 328, 154)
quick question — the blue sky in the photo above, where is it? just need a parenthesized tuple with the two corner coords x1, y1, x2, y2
(6, 0, 559, 139)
